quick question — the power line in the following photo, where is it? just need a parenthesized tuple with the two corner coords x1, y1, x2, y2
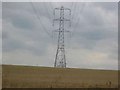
(71, 3, 77, 22)
(76, 3, 86, 26)
(74, 3, 82, 22)
(71, 3, 86, 38)
(30, 2, 52, 38)
(49, 2, 54, 11)
(44, 3, 52, 19)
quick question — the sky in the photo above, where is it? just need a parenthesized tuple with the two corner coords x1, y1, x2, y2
(2, 2, 118, 70)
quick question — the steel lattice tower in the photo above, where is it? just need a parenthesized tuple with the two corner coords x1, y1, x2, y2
(53, 6, 71, 68)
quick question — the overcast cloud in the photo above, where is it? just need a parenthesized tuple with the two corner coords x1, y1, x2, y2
(2, 2, 118, 70)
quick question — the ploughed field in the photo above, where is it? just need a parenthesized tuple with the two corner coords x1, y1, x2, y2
(2, 65, 118, 88)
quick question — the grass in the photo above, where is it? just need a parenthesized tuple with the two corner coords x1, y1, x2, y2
(2, 64, 118, 88)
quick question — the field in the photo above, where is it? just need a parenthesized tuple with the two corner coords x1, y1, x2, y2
(0, 65, 1, 89)
(2, 65, 118, 88)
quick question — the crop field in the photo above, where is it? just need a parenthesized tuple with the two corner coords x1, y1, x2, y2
(2, 65, 118, 88)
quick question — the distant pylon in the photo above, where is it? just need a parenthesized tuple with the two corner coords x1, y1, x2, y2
(53, 6, 71, 68)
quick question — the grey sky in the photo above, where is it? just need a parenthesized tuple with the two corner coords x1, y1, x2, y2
(2, 2, 118, 70)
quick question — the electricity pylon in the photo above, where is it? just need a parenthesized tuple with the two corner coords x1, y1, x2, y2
(53, 6, 71, 68)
